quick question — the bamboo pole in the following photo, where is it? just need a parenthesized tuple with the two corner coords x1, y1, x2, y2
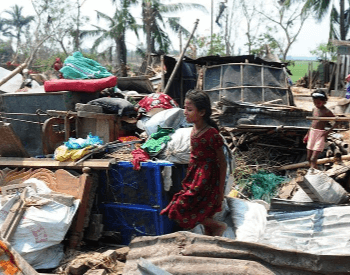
(0, 63, 27, 87)
(278, 154, 350, 170)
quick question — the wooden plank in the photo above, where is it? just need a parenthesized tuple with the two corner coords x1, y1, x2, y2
(278, 154, 350, 170)
(306, 116, 350, 121)
(77, 111, 116, 120)
(0, 157, 115, 170)
(46, 110, 77, 117)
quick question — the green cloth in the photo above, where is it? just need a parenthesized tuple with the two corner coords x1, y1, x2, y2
(141, 126, 174, 155)
(60, 51, 112, 79)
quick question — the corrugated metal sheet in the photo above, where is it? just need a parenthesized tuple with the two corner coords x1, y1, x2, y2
(124, 198, 350, 275)
(260, 203, 350, 255)
(219, 100, 312, 128)
(123, 231, 349, 275)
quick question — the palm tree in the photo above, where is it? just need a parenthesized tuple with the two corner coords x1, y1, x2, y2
(82, 0, 139, 70)
(2, 5, 34, 63)
(329, 4, 350, 40)
(296, 0, 348, 40)
(141, 0, 207, 55)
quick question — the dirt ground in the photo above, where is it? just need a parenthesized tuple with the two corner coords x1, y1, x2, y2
(292, 87, 342, 111)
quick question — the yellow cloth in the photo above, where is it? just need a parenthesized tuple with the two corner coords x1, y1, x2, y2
(54, 145, 93, 162)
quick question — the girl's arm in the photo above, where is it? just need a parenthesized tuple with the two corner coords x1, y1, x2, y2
(217, 147, 227, 202)
(303, 130, 309, 143)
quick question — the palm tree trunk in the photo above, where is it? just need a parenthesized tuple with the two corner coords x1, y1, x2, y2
(340, 0, 345, 40)
(143, 1, 153, 55)
(115, 39, 122, 68)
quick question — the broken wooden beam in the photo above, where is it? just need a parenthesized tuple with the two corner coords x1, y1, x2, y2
(278, 154, 350, 170)
(0, 157, 116, 170)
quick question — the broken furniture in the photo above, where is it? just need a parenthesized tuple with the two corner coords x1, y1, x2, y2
(0, 91, 99, 156)
(42, 109, 121, 155)
(0, 157, 116, 250)
(0, 167, 94, 249)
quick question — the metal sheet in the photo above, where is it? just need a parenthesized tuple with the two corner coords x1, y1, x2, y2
(218, 101, 312, 128)
(123, 231, 348, 275)
(0, 91, 98, 156)
(260, 204, 350, 255)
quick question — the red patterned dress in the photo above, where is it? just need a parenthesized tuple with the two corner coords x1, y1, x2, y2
(160, 127, 224, 229)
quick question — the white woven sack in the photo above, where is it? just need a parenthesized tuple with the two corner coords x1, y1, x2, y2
(160, 127, 192, 164)
(144, 108, 186, 136)
(227, 197, 267, 243)
(304, 169, 348, 204)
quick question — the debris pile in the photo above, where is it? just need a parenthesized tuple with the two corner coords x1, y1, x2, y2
(54, 247, 130, 275)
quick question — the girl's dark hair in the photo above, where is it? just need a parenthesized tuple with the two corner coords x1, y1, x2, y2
(185, 89, 219, 130)
(311, 90, 328, 101)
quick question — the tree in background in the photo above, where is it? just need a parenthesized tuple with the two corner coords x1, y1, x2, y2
(83, 0, 139, 73)
(188, 33, 225, 58)
(241, 0, 264, 55)
(141, 0, 207, 55)
(329, 4, 350, 40)
(71, 0, 90, 52)
(310, 42, 337, 61)
(221, 0, 241, 56)
(249, 27, 280, 58)
(257, 1, 310, 61)
(298, 0, 349, 40)
(2, 5, 34, 63)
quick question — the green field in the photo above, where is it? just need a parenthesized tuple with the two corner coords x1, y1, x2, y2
(287, 60, 319, 83)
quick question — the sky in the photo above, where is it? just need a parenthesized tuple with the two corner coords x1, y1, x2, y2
(0, 0, 331, 58)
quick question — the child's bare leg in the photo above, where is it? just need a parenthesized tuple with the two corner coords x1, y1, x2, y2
(307, 149, 312, 162)
(202, 217, 227, 237)
(310, 151, 321, 169)
(307, 149, 312, 167)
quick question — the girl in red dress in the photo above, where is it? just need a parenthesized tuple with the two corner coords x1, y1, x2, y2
(160, 90, 227, 236)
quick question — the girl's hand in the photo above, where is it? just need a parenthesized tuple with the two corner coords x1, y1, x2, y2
(321, 130, 330, 137)
(303, 134, 308, 143)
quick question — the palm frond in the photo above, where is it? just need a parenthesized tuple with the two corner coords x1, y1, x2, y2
(303, 0, 332, 21)
(167, 17, 191, 37)
(159, 3, 208, 14)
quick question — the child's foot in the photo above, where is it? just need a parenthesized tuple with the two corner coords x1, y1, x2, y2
(211, 221, 227, 237)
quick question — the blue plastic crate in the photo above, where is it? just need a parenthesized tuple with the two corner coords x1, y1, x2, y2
(101, 202, 175, 245)
(99, 161, 173, 207)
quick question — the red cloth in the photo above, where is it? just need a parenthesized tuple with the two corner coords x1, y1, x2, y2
(160, 127, 224, 229)
(131, 148, 150, 170)
(53, 58, 63, 71)
(135, 93, 178, 113)
(44, 75, 117, 93)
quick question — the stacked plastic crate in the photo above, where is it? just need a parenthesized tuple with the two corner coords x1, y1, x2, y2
(99, 161, 175, 245)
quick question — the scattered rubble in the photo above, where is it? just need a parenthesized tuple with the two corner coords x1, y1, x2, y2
(1, 52, 350, 274)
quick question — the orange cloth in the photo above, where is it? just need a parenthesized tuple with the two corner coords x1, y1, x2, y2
(119, 136, 141, 142)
